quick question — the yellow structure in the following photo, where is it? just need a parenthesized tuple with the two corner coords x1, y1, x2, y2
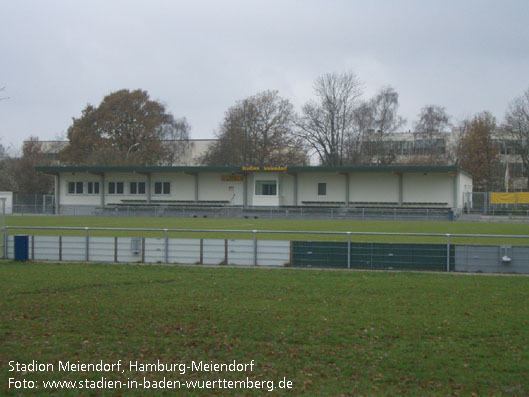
(490, 192, 529, 204)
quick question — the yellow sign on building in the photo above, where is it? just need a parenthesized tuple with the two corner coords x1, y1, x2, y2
(241, 166, 287, 171)
(221, 175, 244, 182)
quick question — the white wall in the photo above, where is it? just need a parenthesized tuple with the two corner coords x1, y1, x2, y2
(402, 173, 453, 206)
(252, 173, 279, 206)
(349, 173, 399, 203)
(151, 172, 195, 201)
(199, 173, 240, 203)
(298, 173, 346, 204)
(0, 191, 13, 214)
(280, 173, 295, 206)
(246, 174, 253, 206)
(60, 173, 104, 206)
(105, 172, 150, 204)
(55, 169, 471, 209)
(458, 172, 473, 210)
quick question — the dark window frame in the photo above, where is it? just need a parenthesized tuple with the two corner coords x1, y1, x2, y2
(317, 182, 327, 196)
(87, 181, 100, 195)
(255, 180, 277, 196)
(108, 182, 124, 195)
(154, 181, 171, 195)
(68, 181, 84, 194)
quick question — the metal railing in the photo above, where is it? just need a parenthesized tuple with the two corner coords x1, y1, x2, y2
(4, 226, 529, 273)
(48, 205, 453, 221)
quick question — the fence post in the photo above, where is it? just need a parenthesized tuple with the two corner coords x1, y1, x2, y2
(85, 227, 89, 262)
(446, 233, 451, 272)
(347, 232, 351, 269)
(1, 198, 5, 259)
(164, 229, 169, 263)
(253, 230, 258, 266)
(3, 229, 6, 260)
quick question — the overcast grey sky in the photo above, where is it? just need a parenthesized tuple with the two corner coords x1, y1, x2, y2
(1, 0, 528, 151)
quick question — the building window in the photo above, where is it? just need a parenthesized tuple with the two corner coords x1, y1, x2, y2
(130, 181, 146, 195)
(255, 180, 277, 196)
(154, 181, 170, 195)
(108, 182, 124, 195)
(318, 182, 327, 196)
(68, 182, 84, 194)
(87, 182, 100, 195)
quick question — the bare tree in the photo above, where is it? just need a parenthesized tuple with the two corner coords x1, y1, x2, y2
(201, 90, 307, 166)
(159, 117, 193, 165)
(0, 140, 7, 161)
(359, 86, 406, 165)
(414, 105, 450, 137)
(0, 137, 54, 194)
(503, 88, 529, 189)
(296, 71, 364, 166)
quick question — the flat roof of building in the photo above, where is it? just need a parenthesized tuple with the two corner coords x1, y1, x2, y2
(36, 165, 471, 177)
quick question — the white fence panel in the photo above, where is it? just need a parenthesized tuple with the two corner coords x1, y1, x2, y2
(168, 238, 200, 264)
(203, 239, 226, 265)
(117, 237, 143, 263)
(88, 237, 115, 262)
(7, 235, 14, 259)
(62, 236, 86, 261)
(144, 238, 165, 263)
(34, 236, 60, 261)
(227, 239, 254, 266)
(257, 240, 290, 267)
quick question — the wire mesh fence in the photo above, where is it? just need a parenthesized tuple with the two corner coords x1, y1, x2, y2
(464, 192, 529, 217)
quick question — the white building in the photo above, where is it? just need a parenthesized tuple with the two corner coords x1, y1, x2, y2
(29, 139, 216, 166)
(0, 191, 13, 215)
(37, 165, 472, 213)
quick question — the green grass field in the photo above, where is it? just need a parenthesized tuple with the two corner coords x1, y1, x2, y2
(1, 262, 528, 395)
(4, 215, 529, 245)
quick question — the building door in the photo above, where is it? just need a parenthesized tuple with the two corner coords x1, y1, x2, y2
(230, 183, 244, 205)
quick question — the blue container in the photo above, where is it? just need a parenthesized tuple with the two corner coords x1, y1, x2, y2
(14, 235, 29, 261)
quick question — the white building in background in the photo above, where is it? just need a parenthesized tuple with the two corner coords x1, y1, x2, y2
(36, 165, 472, 213)
(29, 139, 217, 166)
(0, 191, 13, 214)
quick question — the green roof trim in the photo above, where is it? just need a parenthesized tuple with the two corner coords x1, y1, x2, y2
(35, 166, 243, 173)
(36, 165, 472, 177)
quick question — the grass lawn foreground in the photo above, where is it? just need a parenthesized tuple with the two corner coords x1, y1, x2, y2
(1, 262, 529, 395)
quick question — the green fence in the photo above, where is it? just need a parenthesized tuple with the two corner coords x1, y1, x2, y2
(291, 241, 349, 269)
(292, 241, 455, 271)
